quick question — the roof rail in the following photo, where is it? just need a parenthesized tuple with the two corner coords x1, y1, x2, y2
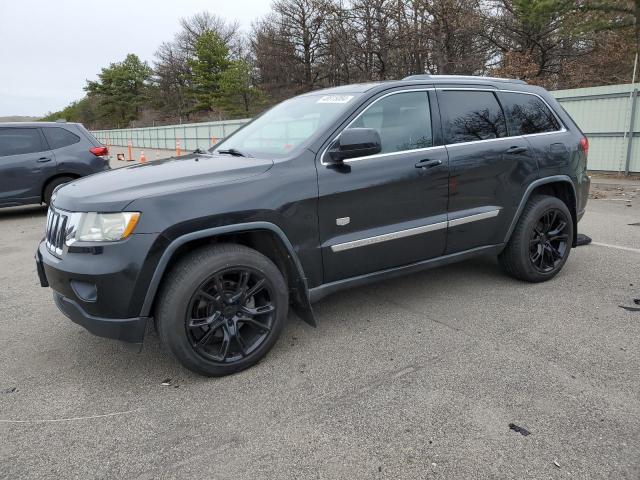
(402, 74, 527, 85)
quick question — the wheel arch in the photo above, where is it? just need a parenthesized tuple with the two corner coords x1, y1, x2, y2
(140, 222, 316, 326)
(505, 175, 578, 246)
(42, 173, 80, 202)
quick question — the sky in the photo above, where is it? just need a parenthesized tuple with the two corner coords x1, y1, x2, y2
(0, 0, 273, 116)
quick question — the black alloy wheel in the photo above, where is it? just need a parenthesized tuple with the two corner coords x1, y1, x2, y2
(156, 244, 288, 377)
(499, 194, 574, 282)
(186, 268, 275, 363)
(529, 208, 570, 273)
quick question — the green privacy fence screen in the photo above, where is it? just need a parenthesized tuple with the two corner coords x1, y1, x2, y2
(92, 119, 250, 153)
(93, 84, 640, 172)
(552, 83, 639, 173)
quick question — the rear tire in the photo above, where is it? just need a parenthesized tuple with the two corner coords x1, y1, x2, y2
(43, 176, 75, 205)
(499, 195, 573, 282)
(156, 244, 288, 377)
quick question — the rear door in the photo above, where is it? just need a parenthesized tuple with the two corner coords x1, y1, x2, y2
(497, 91, 569, 177)
(317, 89, 449, 283)
(437, 88, 538, 253)
(41, 125, 95, 175)
(0, 127, 57, 205)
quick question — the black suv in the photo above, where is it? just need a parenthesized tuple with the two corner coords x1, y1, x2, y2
(36, 76, 590, 376)
(0, 122, 110, 208)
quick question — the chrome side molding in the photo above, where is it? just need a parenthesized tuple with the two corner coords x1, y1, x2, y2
(330, 209, 500, 252)
(448, 209, 500, 227)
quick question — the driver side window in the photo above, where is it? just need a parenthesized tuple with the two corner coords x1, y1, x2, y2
(349, 91, 433, 155)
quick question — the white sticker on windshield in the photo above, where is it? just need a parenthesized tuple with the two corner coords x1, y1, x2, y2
(317, 95, 354, 104)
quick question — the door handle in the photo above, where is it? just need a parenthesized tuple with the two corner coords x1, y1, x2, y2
(415, 159, 442, 169)
(37, 157, 52, 163)
(505, 146, 528, 155)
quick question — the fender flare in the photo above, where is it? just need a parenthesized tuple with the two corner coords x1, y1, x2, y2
(139, 221, 316, 325)
(503, 175, 577, 244)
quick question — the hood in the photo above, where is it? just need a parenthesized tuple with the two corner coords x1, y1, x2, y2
(53, 154, 274, 212)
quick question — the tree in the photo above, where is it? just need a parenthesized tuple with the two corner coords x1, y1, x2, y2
(176, 11, 241, 56)
(85, 54, 152, 126)
(41, 97, 99, 127)
(576, 1, 639, 83)
(153, 41, 192, 121)
(422, 0, 489, 75)
(188, 30, 232, 113)
(251, 15, 305, 101)
(217, 59, 266, 116)
(272, 0, 330, 89)
(481, 1, 589, 87)
(152, 12, 242, 121)
(581, 1, 640, 55)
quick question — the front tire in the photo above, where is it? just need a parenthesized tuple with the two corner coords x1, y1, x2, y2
(499, 195, 573, 282)
(156, 244, 288, 377)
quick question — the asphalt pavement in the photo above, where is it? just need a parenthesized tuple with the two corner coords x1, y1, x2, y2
(0, 187, 639, 479)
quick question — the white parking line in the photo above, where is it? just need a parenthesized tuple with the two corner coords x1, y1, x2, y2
(591, 242, 640, 254)
(0, 409, 141, 423)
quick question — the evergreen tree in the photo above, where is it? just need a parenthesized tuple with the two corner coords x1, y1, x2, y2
(188, 30, 231, 112)
(85, 54, 152, 126)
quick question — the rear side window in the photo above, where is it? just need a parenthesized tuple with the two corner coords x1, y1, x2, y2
(0, 128, 46, 157)
(43, 127, 81, 149)
(500, 92, 561, 135)
(349, 91, 432, 154)
(440, 91, 507, 144)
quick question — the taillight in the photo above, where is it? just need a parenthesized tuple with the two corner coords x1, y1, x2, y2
(579, 137, 589, 154)
(90, 146, 109, 157)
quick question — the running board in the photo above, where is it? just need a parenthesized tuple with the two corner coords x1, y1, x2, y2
(308, 244, 504, 303)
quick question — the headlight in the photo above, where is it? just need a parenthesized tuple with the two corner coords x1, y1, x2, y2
(65, 212, 140, 245)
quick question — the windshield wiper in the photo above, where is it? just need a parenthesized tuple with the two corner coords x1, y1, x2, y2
(216, 148, 249, 157)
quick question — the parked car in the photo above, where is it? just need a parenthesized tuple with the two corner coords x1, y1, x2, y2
(0, 122, 110, 208)
(36, 75, 590, 376)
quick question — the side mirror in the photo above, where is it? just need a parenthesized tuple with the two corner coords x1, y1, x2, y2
(328, 128, 382, 163)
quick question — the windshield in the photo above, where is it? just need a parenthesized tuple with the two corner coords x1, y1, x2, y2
(211, 93, 361, 158)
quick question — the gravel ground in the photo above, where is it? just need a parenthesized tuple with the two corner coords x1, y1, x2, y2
(0, 189, 639, 479)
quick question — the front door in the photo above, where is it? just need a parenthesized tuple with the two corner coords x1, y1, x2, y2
(0, 127, 57, 205)
(317, 89, 449, 283)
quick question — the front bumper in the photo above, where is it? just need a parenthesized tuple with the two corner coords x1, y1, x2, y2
(36, 235, 158, 346)
(53, 292, 148, 346)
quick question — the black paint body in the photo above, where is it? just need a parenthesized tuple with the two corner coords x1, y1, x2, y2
(36, 78, 590, 346)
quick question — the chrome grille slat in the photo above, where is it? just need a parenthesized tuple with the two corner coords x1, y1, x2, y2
(46, 213, 55, 246)
(44, 207, 69, 256)
(45, 210, 53, 247)
(51, 214, 60, 245)
(46, 210, 54, 245)
(55, 216, 67, 253)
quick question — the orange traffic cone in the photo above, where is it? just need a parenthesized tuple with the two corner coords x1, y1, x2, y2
(140, 151, 146, 163)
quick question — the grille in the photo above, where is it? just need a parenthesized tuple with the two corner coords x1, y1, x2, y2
(45, 207, 69, 256)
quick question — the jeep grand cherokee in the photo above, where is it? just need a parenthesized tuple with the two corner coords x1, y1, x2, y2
(36, 75, 590, 376)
